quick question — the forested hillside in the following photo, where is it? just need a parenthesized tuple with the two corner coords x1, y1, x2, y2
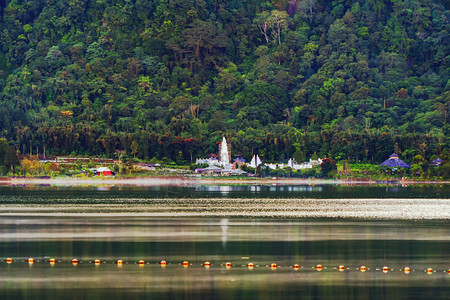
(0, 0, 448, 164)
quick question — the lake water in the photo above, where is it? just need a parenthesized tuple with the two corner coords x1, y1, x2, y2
(0, 184, 449, 299)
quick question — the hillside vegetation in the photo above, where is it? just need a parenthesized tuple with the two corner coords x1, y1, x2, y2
(0, 0, 449, 165)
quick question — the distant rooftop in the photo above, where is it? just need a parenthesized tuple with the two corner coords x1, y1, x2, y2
(379, 153, 409, 168)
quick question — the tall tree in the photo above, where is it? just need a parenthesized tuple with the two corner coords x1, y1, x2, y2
(270, 10, 289, 45)
(254, 11, 273, 44)
(4, 146, 19, 172)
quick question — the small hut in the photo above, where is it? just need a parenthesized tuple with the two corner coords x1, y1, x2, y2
(201, 166, 223, 175)
(230, 169, 247, 176)
(431, 158, 443, 166)
(96, 167, 113, 176)
(379, 153, 410, 168)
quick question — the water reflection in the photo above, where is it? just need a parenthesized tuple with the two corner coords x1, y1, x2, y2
(0, 184, 447, 201)
(221, 218, 229, 247)
(195, 185, 234, 194)
(1, 226, 449, 300)
(0, 186, 448, 299)
(250, 185, 260, 192)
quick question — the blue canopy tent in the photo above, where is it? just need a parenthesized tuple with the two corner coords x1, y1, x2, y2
(379, 153, 410, 168)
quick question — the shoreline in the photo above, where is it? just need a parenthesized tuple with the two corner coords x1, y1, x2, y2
(0, 176, 449, 186)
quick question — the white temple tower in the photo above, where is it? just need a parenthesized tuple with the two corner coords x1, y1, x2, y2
(219, 137, 231, 168)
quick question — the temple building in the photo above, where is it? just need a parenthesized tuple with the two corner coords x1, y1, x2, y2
(379, 153, 410, 168)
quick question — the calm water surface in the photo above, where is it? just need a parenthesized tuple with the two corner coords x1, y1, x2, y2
(0, 185, 449, 299)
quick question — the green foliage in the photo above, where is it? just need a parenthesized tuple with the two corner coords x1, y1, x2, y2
(320, 158, 337, 177)
(4, 146, 19, 172)
(0, 0, 447, 167)
(293, 147, 305, 163)
(0, 139, 8, 167)
(256, 164, 271, 177)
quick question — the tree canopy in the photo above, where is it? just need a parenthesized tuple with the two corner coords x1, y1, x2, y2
(0, 0, 448, 164)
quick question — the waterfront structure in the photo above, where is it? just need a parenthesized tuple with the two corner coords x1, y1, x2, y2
(265, 158, 322, 170)
(219, 137, 231, 169)
(232, 157, 245, 169)
(195, 137, 235, 175)
(196, 137, 232, 169)
(230, 169, 247, 175)
(379, 153, 410, 168)
(201, 166, 223, 175)
(95, 167, 113, 176)
(431, 158, 443, 166)
(249, 155, 262, 168)
(196, 137, 322, 172)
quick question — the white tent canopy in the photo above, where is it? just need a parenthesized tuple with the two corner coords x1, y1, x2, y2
(249, 155, 262, 168)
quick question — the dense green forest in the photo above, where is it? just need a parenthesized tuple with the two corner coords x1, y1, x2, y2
(0, 0, 449, 165)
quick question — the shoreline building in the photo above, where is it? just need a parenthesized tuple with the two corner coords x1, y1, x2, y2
(196, 137, 233, 168)
(218, 137, 231, 169)
(265, 158, 323, 170)
(195, 137, 238, 175)
(431, 158, 443, 166)
(379, 153, 410, 168)
(196, 137, 323, 173)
